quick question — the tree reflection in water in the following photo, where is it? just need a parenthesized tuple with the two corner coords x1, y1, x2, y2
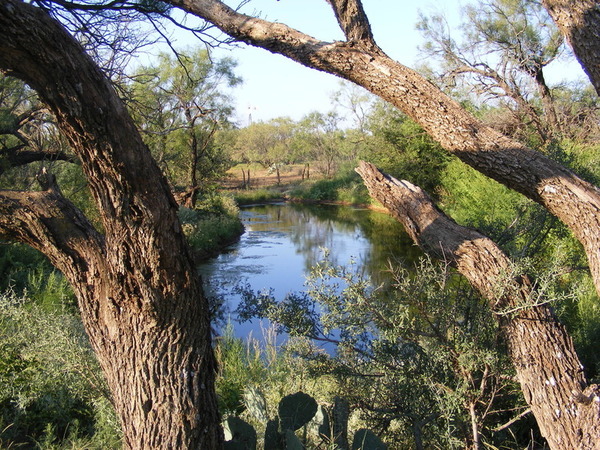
(198, 203, 421, 341)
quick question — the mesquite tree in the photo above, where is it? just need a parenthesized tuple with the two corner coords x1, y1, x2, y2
(2, 0, 600, 448)
(0, 1, 222, 448)
(164, 0, 600, 447)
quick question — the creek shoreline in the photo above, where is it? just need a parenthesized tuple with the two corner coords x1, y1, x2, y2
(192, 188, 391, 262)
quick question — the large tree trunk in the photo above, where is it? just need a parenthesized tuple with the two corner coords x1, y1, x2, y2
(170, 0, 600, 298)
(542, 0, 600, 96)
(356, 161, 600, 449)
(0, 2, 223, 448)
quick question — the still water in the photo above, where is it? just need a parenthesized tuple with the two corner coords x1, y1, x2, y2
(198, 202, 421, 340)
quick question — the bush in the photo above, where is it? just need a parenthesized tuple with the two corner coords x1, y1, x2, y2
(289, 170, 371, 205)
(232, 188, 285, 206)
(0, 291, 120, 448)
(178, 193, 244, 258)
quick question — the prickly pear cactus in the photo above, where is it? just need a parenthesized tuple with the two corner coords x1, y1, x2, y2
(351, 428, 387, 450)
(263, 418, 283, 450)
(283, 429, 304, 450)
(278, 391, 318, 431)
(223, 416, 257, 450)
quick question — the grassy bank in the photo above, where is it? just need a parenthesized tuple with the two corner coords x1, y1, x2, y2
(285, 169, 376, 207)
(178, 194, 245, 259)
(225, 169, 376, 208)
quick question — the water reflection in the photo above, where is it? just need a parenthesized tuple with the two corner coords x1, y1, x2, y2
(198, 203, 421, 339)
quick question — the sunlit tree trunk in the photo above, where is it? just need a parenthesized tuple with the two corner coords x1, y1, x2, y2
(542, 0, 600, 96)
(0, 2, 223, 448)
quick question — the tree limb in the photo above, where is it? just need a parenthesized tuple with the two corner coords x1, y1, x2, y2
(355, 161, 600, 449)
(0, 147, 76, 174)
(324, 0, 375, 46)
(0, 185, 104, 286)
(542, 0, 600, 96)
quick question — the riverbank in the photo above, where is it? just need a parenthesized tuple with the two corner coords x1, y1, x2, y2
(186, 169, 387, 261)
(226, 170, 387, 212)
(178, 196, 245, 261)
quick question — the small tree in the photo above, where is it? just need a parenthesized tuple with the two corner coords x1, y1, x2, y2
(233, 118, 297, 184)
(130, 48, 240, 207)
(418, 0, 565, 143)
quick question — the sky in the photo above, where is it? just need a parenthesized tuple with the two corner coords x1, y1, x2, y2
(163, 0, 588, 127)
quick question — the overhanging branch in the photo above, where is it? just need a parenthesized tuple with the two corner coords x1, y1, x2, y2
(0, 185, 104, 282)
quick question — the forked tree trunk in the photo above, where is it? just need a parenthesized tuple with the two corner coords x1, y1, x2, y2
(0, 2, 223, 448)
(356, 161, 600, 449)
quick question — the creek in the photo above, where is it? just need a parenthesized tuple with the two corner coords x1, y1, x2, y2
(198, 202, 422, 341)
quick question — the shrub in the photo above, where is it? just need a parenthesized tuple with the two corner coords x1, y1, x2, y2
(178, 193, 244, 258)
(0, 291, 120, 448)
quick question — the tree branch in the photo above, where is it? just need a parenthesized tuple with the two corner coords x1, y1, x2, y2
(542, 0, 600, 95)
(324, 0, 375, 46)
(0, 185, 104, 287)
(0, 147, 76, 175)
(355, 161, 600, 449)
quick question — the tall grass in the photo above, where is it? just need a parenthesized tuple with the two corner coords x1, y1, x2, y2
(231, 188, 285, 206)
(288, 171, 372, 205)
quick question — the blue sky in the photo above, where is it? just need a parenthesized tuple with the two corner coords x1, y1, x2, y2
(167, 0, 587, 126)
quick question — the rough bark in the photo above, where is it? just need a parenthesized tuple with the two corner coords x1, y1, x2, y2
(356, 161, 600, 449)
(0, 1, 223, 448)
(169, 0, 600, 298)
(542, 0, 600, 96)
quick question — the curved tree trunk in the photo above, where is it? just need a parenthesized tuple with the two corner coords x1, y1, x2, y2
(356, 161, 600, 449)
(542, 0, 600, 96)
(170, 0, 600, 298)
(0, 2, 223, 448)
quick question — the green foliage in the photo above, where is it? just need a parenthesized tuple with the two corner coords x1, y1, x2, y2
(128, 47, 240, 193)
(232, 188, 285, 206)
(363, 101, 450, 195)
(178, 193, 244, 258)
(0, 243, 48, 292)
(288, 169, 371, 205)
(237, 255, 529, 448)
(0, 243, 77, 314)
(215, 324, 270, 417)
(233, 118, 300, 169)
(439, 159, 526, 229)
(0, 291, 120, 448)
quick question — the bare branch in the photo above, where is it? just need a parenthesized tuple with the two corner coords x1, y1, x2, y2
(0, 185, 103, 282)
(0, 147, 77, 175)
(324, 0, 375, 46)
